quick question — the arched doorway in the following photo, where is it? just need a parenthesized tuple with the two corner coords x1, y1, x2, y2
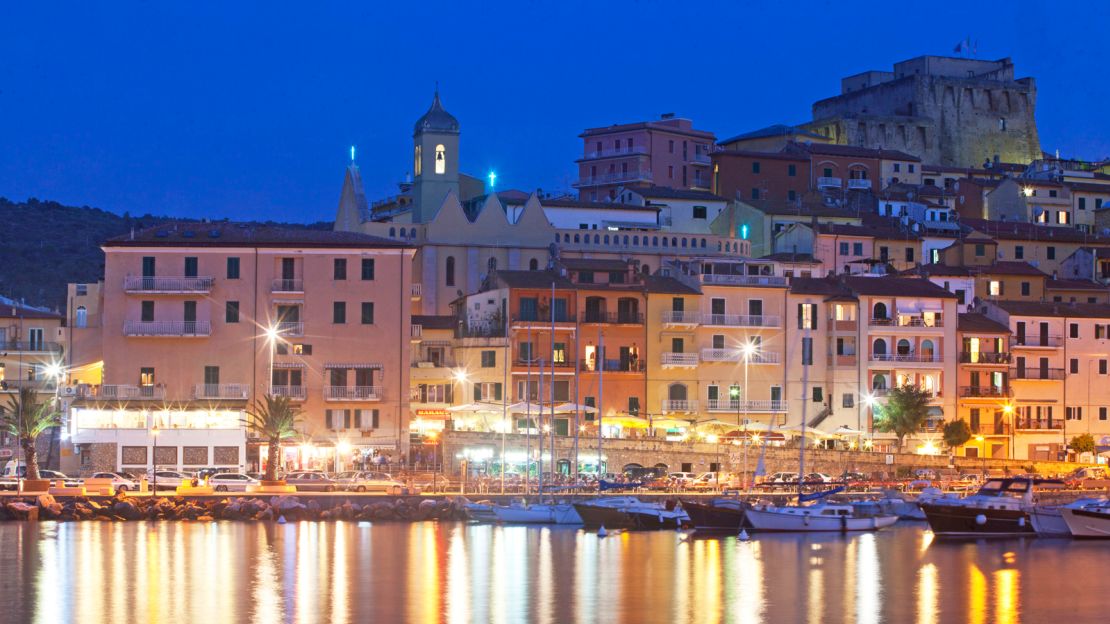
(873, 338, 887, 356)
(897, 339, 912, 356)
(920, 339, 935, 360)
(873, 302, 888, 319)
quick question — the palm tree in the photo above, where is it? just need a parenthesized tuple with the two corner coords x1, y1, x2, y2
(1, 388, 61, 481)
(245, 395, 302, 481)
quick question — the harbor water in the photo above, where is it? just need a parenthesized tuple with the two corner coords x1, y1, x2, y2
(0, 521, 1108, 623)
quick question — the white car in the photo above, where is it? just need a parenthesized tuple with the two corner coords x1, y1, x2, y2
(334, 471, 406, 494)
(89, 472, 139, 492)
(208, 473, 260, 492)
(805, 472, 834, 483)
(668, 472, 697, 486)
(151, 470, 195, 490)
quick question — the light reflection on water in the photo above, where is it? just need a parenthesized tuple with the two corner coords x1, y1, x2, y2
(2, 522, 1110, 623)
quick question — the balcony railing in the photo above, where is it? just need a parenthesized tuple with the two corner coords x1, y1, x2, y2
(99, 384, 166, 400)
(123, 275, 214, 293)
(701, 313, 781, 328)
(275, 321, 304, 337)
(580, 360, 646, 373)
(661, 311, 700, 325)
(827, 354, 858, 367)
(581, 145, 649, 160)
(700, 274, 788, 287)
(573, 169, 653, 188)
(970, 423, 1012, 435)
(324, 386, 382, 401)
(700, 349, 780, 364)
(271, 278, 304, 292)
(1010, 367, 1066, 381)
(514, 359, 578, 370)
(1010, 336, 1062, 348)
(705, 399, 787, 413)
(581, 311, 644, 325)
(511, 313, 576, 324)
(123, 320, 211, 337)
(830, 319, 858, 331)
(661, 353, 699, 367)
(691, 153, 712, 165)
(1, 340, 62, 353)
(662, 400, 699, 413)
(411, 283, 423, 299)
(869, 316, 944, 328)
(959, 352, 1012, 364)
(193, 384, 250, 400)
(270, 385, 306, 400)
(817, 176, 842, 188)
(1016, 419, 1062, 431)
(847, 179, 872, 190)
(869, 353, 942, 363)
(959, 386, 1012, 398)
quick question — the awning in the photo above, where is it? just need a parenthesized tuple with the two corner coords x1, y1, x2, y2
(555, 402, 598, 414)
(272, 362, 305, 369)
(325, 363, 383, 370)
(271, 299, 304, 305)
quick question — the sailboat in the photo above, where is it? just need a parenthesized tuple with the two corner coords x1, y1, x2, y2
(743, 325, 898, 533)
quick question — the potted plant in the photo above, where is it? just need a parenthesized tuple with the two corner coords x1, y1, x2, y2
(245, 394, 302, 485)
(1, 388, 61, 493)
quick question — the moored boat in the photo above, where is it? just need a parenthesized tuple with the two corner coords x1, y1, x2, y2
(920, 477, 1055, 537)
(683, 499, 751, 532)
(1061, 502, 1110, 538)
(1031, 499, 1104, 536)
(573, 497, 687, 530)
(745, 502, 899, 532)
(492, 502, 582, 524)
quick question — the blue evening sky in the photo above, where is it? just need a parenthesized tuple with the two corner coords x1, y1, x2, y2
(0, 1, 1106, 223)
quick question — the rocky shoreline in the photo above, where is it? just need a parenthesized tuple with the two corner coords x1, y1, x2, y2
(0, 494, 468, 523)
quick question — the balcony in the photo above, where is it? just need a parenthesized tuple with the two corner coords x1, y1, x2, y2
(661, 311, 700, 326)
(1010, 336, 1062, 348)
(99, 384, 166, 401)
(324, 386, 382, 401)
(1015, 419, 1062, 431)
(700, 274, 788, 287)
(271, 278, 304, 293)
(581, 145, 648, 160)
(700, 348, 780, 364)
(123, 320, 211, 337)
(817, 176, 842, 189)
(691, 152, 712, 165)
(701, 313, 781, 328)
(661, 352, 699, 368)
(270, 385, 306, 400)
(1010, 367, 1066, 381)
(970, 423, 1012, 436)
(869, 316, 943, 328)
(193, 384, 250, 400)
(274, 321, 303, 337)
(959, 352, 1012, 364)
(830, 319, 858, 332)
(411, 324, 423, 341)
(580, 360, 646, 373)
(511, 313, 576, 326)
(581, 311, 644, 325)
(869, 353, 942, 364)
(662, 400, 699, 413)
(827, 354, 858, 367)
(847, 179, 872, 190)
(1, 340, 62, 353)
(411, 283, 423, 300)
(572, 169, 653, 188)
(514, 359, 578, 371)
(959, 386, 1012, 398)
(706, 399, 787, 413)
(123, 275, 214, 293)
(0, 379, 56, 393)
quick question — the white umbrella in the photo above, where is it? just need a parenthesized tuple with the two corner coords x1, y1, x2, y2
(554, 402, 598, 414)
(506, 402, 543, 414)
(834, 425, 867, 436)
(779, 424, 838, 438)
(447, 403, 499, 413)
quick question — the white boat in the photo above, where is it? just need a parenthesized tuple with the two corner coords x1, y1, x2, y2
(1061, 501, 1110, 538)
(745, 502, 899, 532)
(1032, 498, 1105, 536)
(492, 501, 583, 524)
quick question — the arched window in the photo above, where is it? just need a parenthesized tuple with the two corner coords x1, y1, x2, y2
(409, 228, 416, 239)
(445, 256, 456, 287)
(662, 237, 668, 248)
(633, 236, 639, 245)
(700, 239, 706, 248)
(389, 227, 396, 237)
(671, 237, 678, 248)
(641, 264, 650, 274)
(920, 340, 935, 360)
(872, 374, 888, 390)
(681, 238, 687, 248)
(873, 338, 887, 356)
(529, 258, 539, 271)
(668, 383, 688, 401)
(897, 339, 911, 355)
(652, 236, 659, 247)
(434, 144, 446, 175)
(604, 235, 610, 244)
(873, 302, 888, 319)
(75, 306, 87, 328)
(574, 234, 580, 243)
(487, 257, 497, 273)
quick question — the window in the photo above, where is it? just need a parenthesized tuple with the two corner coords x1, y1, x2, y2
(529, 258, 539, 271)
(473, 382, 502, 402)
(333, 302, 346, 324)
(75, 283, 88, 296)
(955, 289, 966, 305)
(693, 205, 707, 219)
(481, 351, 496, 368)
(801, 337, 813, 366)
(628, 397, 640, 416)
(488, 257, 497, 273)
(578, 271, 594, 284)
(1058, 211, 1069, 225)
(361, 258, 375, 280)
(1071, 323, 1079, 338)
(798, 303, 817, 329)
(1102, 407, 1108, 421)
(1079, 197, 1087, 210)
(1071, 358, 1079, 374)
(812, 387, 823, 402)
(434, 144, 446, 174)
(140, 367, 155, 387)
(225, 301, 239, 323)
(908, 164, 915, 173)
(75, 306, 87, 327)
(905, 248, 914, 262)
(989, 281, 1002, 297)
(1049, 189, 1058, 198)
(893, 163, 901, 173)
(839, 242, 849, 255)
(141, 301, 154, 322)
(823, 167, 833, 178)
(1015, 246, 1024, 259)
(853, 242, 863, 256)
(788, 190, 796, 201)
(445, 256, 455, 286)
(1099, 199, 1105, 209)
(1047, 247, 1056, 260)
(334, 258, 347, 280)
(974, 243, 985, 257)
(752, 162, 761, 174)
(668, 140, 674, 154)
(226, 257, 240, 279)
(788, 164, 796, 177)
(1021, 282, 1030, 297)
(1102, 360, 1108, 375)
(360, 302, 374, 324)
(843, 394, 854, 408)
(750, 188, 759, 200)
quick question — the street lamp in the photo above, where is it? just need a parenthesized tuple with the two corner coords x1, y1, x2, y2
(1002, 403, 1015, 459)
(150, 424, 160, 496)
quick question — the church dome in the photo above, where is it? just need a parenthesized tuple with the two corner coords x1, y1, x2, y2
(413, 90, 459, 135)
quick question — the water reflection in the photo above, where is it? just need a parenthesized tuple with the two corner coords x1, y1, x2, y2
(2, 523, 1108, 623)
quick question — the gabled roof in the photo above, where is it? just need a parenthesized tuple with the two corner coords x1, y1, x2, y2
(978, 261, 1048, 277)
(643, 275, 700, 295)
(489, 270, 576, 290)
(958, 313, 1011, 334)
(841, 275, 957, 298)
(104, 223, 411, 249)
(964, 218, 1110, 245)
(994, 300, 1110, 319)
(627, 185, 726, 202)
(903, 264, 973, 277)
(1046, 278, 1105, 291)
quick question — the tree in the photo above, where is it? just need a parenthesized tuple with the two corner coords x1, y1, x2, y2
(245, 395, 303, 481)
(872, 384, 932, 451)
(1, 388, 61, 481)
(943, 419, 972, 450)
(1070, 432, 1096, 455)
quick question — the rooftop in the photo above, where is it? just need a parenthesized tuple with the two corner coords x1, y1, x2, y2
(784, 141, 921, 162)
(411, 315, 456, 330)
(413, 90, 459, 135)
(560, 258, 632, 272)
(104, 222, 411, 249)
(1046, 278, 1105, 291)
(717, 124, 826, 146)
(963, 218, 1110, 245)
(994, 300, 1110, 319)
(958, 313, 1011, 334)
(627, 186, 726, 202)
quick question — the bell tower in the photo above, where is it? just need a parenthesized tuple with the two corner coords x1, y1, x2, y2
(412, 89, 460, 223)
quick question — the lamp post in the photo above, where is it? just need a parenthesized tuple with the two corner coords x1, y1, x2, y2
(151, 424, 160, 496)
(1002, 403, 1015, 459)
(706, 433, 719, 489)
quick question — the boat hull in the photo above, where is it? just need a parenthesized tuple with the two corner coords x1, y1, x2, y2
(573, 503, 636, 530)
(626, 509, 687, 530)
(745, 507, 898, 532)
(1062, 508, 1110, 538)
(683, 501, 749, 531)
(493, 506, 554, 523)
(1030, 507, 1070, 537)
(920, 503, 1034, 537)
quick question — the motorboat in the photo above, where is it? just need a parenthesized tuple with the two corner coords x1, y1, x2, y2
(573, 497, 688, 530)
(683, 498, 751, 532)
(920, 477, 1056, 537)
(492, 501, 582, 524)
(1061, 500, 1110, 538)
(1031, 498, 1106, 536)
(460, 499, 498, 523)
(745, 501, 899, 532)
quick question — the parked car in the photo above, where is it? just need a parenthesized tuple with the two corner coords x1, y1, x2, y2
(766, 472, 799, 486)
(39, 470, 82, 487)
(805, 472, 834, 483)
(150, 470, 195, 490)
(668, 472, 697, 487)
(208, 473, 260, 492)
(839, 471, 868, 483)
(914, 468, 939, 481)
(334, 471, 405, 494)
(90, 472, 139, 492)
(285, 471, 339, 492)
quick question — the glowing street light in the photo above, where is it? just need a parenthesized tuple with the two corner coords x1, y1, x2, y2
(488, 170, 497, 189)
(453, 368, 470, 385)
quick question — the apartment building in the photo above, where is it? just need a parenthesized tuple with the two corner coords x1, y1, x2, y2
(956, 313, 1013, 458)
(66, 224, 415, 475)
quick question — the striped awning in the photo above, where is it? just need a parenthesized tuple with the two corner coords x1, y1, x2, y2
(271, 299, 304, 305)
(325, 363, 383, 370)
(272, 362, 306, 369)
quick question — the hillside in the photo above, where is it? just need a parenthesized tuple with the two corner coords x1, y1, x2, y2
(0, 197, 331, 310)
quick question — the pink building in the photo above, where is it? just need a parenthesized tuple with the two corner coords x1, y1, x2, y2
(574, 114, 716, 202)
(67, 223, 415, 475)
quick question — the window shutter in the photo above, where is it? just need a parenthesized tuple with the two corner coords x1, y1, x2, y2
(813, 305, 818, 330)
(354, 410, 363, 429)
(371, 409, 380, 428)
(797, 303, 803, 329)
(325, 410, 334, 430)
(344, 410, 352, 429)
(474, 384, 482, 402)
(494, 383, 502, 401)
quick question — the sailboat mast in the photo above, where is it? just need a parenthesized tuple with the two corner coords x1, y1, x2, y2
(799, 325, 810, 504)
(550, 281, 557, 493)
(538, 357, 545, 497)
(525, 323, 532, 496)
(597, 328, 604, 483)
